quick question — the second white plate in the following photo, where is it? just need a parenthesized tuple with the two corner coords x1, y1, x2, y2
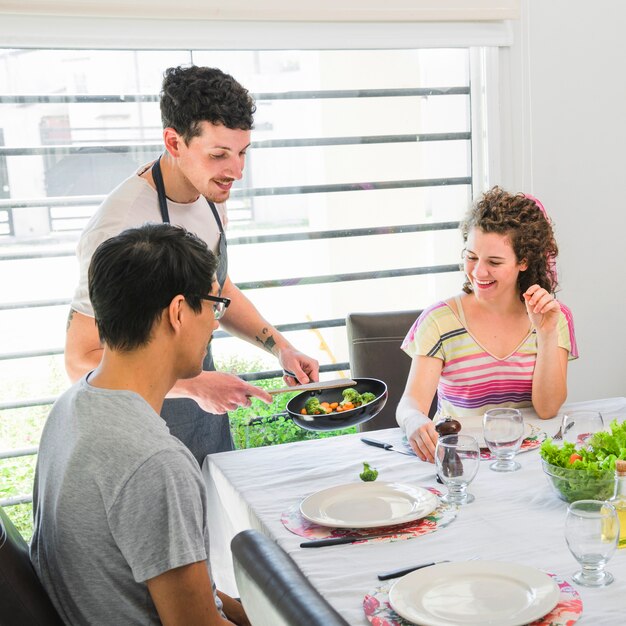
(300, 481, 438, 528)
(389, 561, 560, 626)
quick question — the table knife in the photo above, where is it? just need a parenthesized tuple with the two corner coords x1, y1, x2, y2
(360, 437, 414, 457)
(300, 532, 399, 548)
(377, 560, 450, 580)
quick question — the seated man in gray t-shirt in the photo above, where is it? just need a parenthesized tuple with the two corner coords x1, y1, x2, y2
(31, 223, 248, 625)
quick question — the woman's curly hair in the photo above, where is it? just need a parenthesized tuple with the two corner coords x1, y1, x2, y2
(460, 186, 559, 300)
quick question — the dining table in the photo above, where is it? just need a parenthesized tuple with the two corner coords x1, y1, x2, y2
(203, 396, 626, 625)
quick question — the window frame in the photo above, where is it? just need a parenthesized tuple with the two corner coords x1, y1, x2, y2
(0, 31, 506, 506)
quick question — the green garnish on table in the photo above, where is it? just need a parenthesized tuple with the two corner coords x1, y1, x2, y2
(359, 462, 379, 482)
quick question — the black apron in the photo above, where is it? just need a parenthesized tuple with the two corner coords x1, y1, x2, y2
(151, 156, 234, 464)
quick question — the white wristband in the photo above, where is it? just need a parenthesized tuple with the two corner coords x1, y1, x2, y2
(400, 412, 430, 439)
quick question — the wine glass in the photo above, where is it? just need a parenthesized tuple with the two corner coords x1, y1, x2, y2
(564, 500, 619, 587)
(483, 408, 524, 472)
(561, 411, 605, 447)
(435, 434, 480, 505)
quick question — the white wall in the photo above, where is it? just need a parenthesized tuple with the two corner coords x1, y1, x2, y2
(499, 0, 626, 401)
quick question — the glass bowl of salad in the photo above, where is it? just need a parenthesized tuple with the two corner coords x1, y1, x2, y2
(539, 422, 626, 503)
(541, 458, 615, 503)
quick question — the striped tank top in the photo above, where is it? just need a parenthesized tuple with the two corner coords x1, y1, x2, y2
(401, 296, 578, 419)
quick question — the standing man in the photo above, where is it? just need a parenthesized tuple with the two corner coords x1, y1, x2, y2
(65, 65, 319, 464)
(33, 224, 250, 625)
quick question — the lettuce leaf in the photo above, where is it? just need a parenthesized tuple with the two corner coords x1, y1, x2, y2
(539, 420, 626, 502)
(540, 419, 626, 472)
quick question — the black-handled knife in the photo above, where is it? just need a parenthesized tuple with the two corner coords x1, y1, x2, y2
(377, 560, 449, 580)
(300, 532, 396, 548)
(360, 437, 414, 457)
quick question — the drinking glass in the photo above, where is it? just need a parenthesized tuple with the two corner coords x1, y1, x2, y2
(565, 500, 619, 587)
(483, 408, 524, 472)
(561, 411, 605, 447)
(435, 434, 480, 505)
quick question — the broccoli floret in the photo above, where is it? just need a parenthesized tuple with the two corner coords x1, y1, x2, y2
(304, 397, 328, 415)
(341, 387, 361, 405)
(304, 397, 321, 414)
(359, 462, 379, 482)
(359, 392, 376, 405)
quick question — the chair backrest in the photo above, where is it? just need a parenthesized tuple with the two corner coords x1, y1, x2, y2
(0, 506, 64, 626)
(231, 529, 350, 626)
(347, 309, 437, 431)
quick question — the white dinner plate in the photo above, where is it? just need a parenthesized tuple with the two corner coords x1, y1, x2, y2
(461, 418, 533, 448)
(389, 561, 560, 626)
(299, 481, 438, 528)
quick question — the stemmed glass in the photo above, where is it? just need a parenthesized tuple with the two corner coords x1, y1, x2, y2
(435, 434, 480, 505)
(561, 411, 605, 447)
(564, 500, 619, 587)
(483, 408, 524, 472)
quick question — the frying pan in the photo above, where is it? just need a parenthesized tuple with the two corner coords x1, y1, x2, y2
(286, 378, 387, 432)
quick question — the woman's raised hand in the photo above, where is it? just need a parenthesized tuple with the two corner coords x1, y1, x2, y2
(523, 284, 560, 333)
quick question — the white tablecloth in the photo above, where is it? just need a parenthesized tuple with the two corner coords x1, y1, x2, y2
(203, 397, 626, 625)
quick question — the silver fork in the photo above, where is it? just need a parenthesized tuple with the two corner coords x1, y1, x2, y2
(552, 420, 573, 441)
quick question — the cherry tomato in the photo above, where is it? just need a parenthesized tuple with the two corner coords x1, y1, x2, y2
(569, 453, 583, 465)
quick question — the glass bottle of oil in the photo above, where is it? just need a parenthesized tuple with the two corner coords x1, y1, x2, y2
(608, 459, 626, 549)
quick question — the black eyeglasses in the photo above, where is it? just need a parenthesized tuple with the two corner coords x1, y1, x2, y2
(198, 294, 231, 320)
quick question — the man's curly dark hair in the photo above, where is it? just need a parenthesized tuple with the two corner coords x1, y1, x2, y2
(460, 186, 559, 300)
(160, 65, 256, 143)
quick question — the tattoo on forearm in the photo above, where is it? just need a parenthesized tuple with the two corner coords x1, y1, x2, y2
(66, 308, 76, 332)
(255, 327, 277, 354)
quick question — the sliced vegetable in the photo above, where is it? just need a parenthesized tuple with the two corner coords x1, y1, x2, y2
(304, 397, 329, 415)
(301, 387, 378, 416)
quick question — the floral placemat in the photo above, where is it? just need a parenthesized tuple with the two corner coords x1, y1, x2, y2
(281, 488, 457, 544)
(401, 424, 546, 461)
(363, 572, 582, 626)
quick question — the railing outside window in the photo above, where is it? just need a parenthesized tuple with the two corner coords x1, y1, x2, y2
(0, 47, 481, 512)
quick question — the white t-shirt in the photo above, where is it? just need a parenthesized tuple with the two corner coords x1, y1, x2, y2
(72, 169, 227, 317)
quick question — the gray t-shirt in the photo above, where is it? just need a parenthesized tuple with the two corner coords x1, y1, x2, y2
(30, 376, 223, 625)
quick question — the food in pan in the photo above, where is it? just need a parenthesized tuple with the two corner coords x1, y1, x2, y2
(301, 387, 377, 416)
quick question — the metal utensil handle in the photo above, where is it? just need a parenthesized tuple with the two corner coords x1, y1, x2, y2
(268, 378, 356, 396)
(300, 533, 390, 548)
(360, 437, 392, 450)
(377, 560, 449, 580)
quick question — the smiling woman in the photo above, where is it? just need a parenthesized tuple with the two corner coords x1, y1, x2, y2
(462, 230, 529, 301)
(397, 186, 579, 462)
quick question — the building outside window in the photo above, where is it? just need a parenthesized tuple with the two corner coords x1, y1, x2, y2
(0, 44, 491, 531)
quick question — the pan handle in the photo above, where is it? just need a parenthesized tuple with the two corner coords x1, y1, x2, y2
(247, 412, 292, 426)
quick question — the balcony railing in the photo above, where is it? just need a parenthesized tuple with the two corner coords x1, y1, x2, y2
(1, 75, 472, 509)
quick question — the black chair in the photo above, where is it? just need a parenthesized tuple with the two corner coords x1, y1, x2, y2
(0, 506, 64, 626)
(347, 309, 437, 431)
(231, 529, 350, 626)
